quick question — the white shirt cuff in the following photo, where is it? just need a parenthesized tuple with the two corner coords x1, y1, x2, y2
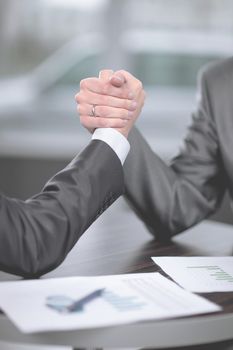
(92, 128, 130, 165)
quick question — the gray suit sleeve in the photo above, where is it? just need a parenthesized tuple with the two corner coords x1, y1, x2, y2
(0, 140, 124, 277)
(124, 70, 226, 241)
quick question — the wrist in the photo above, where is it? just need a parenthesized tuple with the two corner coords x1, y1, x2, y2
(115, 128, 129, 139)
(92, 128, 130, 165)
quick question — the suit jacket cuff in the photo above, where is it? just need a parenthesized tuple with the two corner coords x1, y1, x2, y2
(92, 128, 130, 165)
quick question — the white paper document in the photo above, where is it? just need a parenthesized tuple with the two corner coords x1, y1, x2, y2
(0, 272, 220, 333)
(152, 257, 233, 292)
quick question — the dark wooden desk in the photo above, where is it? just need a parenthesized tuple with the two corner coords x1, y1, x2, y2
(0, 198, 233, 349)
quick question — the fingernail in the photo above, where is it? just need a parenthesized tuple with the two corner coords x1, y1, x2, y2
(130, 101, 138, 110)
(110, 76, 123, 84)
(115, 76, 124, 82)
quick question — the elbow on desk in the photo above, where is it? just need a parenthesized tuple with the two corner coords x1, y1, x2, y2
(0, 245, 67, 279)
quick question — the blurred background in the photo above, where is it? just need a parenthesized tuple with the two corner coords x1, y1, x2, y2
(0, 0, 233, 223)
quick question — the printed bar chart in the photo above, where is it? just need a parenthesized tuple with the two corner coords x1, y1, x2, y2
(187, 266, 233, 283)
(152, 257, 233, 292)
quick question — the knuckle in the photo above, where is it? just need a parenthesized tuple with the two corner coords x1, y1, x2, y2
(136, 80, 143, 90)
(75, 92, 81, 102)
(75, 92, 84, 103)
(79, 79, 87, 89)
(76, 104, 81, 114)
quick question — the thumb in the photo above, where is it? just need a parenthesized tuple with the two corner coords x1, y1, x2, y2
(109, 72, 126, 88)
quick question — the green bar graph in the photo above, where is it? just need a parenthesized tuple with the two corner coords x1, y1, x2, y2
(187, 265, 233, 283)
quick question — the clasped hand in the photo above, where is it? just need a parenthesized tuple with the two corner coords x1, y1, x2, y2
(75, 69, 145, 138)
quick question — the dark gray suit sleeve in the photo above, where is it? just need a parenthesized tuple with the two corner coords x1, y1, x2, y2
(0, 140, 124, 277)
(124, 70, 226, 241)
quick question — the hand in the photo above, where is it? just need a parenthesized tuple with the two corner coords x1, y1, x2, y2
(75, 69, 136, 134)
(75, 70, 145, 138)
(108, 70, 145, 137)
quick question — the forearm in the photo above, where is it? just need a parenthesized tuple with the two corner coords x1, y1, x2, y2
(0, 140, 124, 277)
(124, 127, 225, 241)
